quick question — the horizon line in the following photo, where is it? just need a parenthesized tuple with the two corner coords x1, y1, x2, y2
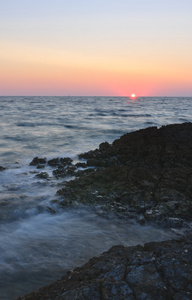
(0, 95, 191, 98)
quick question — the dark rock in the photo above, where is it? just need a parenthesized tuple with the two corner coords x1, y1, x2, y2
(102, 281, 134, 299)
(75, 162, 87, 168)
(75, 168, 95, 177)
(15, 236, 192, 300)
(36, 164, 45, 169)
(15, 123, 192, 300)
(48, 157, 72, 167)
(78, 149, 100, 160)
(57, 123, 192, 227)
(53, 166, 77, 178)
(56, 282, 101, 300)
(0, 166, 6, 171)
(46, 206, 56, 214)
(60, 157, 73, 165)
(30, 157, 46, 166)
(48, 158, 60, 167)
(35, 172, 49, 179)
(99, 141, 111, 151)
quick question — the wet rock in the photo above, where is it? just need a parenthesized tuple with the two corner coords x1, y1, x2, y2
(36, 164, 45, 169)
(102, 281, 134, 299)
(86, 156, 120, 168)
(126, 263, 168, 299)
(30, 157, 47, 166)
(75, 162, 87, 168)
(48, 157, 72, 167)
(50, 199, 60, 204)
(47, 158, 60, 167)
(57, 123, 192, 227)
(35, 172, 49, 179)
(15, 236, 192, 300)
(56, 283, 101, 300)
(14, 123, 192, 300)
(60, 157, 73, 165)
(53, 165, 77, 178)
(46, 206, 56, 214)
(75, 168, 95, 177)
(99, 141, 111, 151)
(78, 149, 100, 160)
(0, 166, 6, 171)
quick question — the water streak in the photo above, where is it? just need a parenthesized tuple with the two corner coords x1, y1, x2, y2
(0, 96, 191, 299)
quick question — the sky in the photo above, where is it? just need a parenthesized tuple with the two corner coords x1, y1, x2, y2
(0, 0, 192, 96)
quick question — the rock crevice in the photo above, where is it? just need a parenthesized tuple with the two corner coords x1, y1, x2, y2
(16, 237, 192, 300)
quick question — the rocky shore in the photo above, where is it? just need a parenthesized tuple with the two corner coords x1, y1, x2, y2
(16, 235, 192, 300)
(16, 122, 192, 299)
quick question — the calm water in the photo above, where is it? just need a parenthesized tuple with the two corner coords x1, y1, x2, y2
(0, 96, 191, 299)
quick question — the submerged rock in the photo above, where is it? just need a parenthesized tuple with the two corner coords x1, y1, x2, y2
(35, 172, 49, 179)
(0, 166, 6, 171)
(45, 206, 56, 214)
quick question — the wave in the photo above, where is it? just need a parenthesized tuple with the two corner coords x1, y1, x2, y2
(16, 122, 36, 127)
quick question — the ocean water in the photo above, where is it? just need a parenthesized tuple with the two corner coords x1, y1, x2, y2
(0, 96, 191, 299)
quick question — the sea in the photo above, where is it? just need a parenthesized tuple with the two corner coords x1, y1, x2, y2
(0, 96, 191, 299)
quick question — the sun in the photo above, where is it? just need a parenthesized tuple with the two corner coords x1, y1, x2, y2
(131, 93, 136, 98)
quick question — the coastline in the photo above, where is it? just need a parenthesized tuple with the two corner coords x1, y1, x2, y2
(16, 236, 192, 300)
(14, 122, 192, 299)
(27, 122, 192, 230)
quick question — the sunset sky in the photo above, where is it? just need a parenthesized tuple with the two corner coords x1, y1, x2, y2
(0, 0, 192, 96)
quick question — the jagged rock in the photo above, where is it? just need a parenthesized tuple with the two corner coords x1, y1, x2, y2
(75, 168, 95, 177)
(60, 157, 73, 165)
(57, 123, 192, 227)
(17, 123, 192, 299)
(15, 236, 192, 300)
(47, 158, 60, 166)
(75, 162, 87, 168)
(53, 165, 77, 178)
(48, 157, 72, 167)
(99, 141, 111, 151)
(29, 157, 47, 166)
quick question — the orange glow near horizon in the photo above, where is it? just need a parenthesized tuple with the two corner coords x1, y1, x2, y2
(1, 1, 192, 96)
(0, 40, 192, 96)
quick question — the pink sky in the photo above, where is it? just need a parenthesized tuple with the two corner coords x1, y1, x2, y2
(0, 0, 192, 96)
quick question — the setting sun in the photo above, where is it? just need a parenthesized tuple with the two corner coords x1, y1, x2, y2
(131, 94, 136, 98)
